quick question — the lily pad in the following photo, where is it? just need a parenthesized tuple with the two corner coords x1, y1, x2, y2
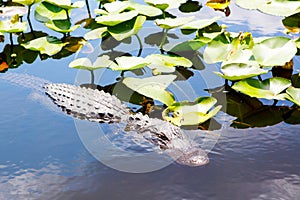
(282, 13, 300, 34)
(252, 37, 297, 67)
(170, 39, 207, 53)
(102, 1, 128, 13)
(215, 62, 268, 81)
(162, 97, 222, 126)
(181, 16, 221, 30)
(232, 77, 291, 100)
(145, 0, 187, 11)
(95, 10, 139, 26)
(145, 54, 192, 73)
(123, 75, 177, 106)
(12, 0, 41, 6)
(155, 16, 194, 29)
(109, 16, 146, 41)
(44, 0, 84, 9)
(84, 27, 108, 40)
(21, 36, 66, 56)
(34, 2, 68, 23)
(285, 87, 300, 106)
(110, 56, 150, 71)
(127, 1, 162, 17)
(45, 19, 80, 33)
(236, 0, 300, 17)
(0, 20, 27, 33)
(69, 55, 117, 71)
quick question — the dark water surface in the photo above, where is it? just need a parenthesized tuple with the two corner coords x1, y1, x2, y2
(0, 2, 300, 200)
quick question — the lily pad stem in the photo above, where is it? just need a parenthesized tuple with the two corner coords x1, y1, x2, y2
(85, 0, 92, 18)
(27, 5, 35, 37)
(135, 34, 143, 57)
(65, 9, 70, 23)
(9, 33, 13, 52)
(159, 29, 168, 53)
(272, 99, 278, 106)
(90, 70, 95, 85)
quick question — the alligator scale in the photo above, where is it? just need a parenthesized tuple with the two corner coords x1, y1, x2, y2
(1, 73, 210, 167)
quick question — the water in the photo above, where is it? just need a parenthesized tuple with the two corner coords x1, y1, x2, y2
(0, 1, 300, 199)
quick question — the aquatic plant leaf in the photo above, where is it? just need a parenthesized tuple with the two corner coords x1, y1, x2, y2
(236, 0, 300, 17)
(12, 0, 41, 6)
(170, 39, 206, 52)
(252, 37, 297, 67)
(110, 56, 150, 71)
(0, 20, 27, 33)
(162, 97, 221, 126)
(232, 77, 291, 100)
(109, 16, 146, 41)
(69, 55, 117, 71)
(127, 1, 162, 17)
(206, 0, 231, 10)
(34, 2, 68, 23)
(181, 16, 221, 30)
(145, 54, 192, 73)
(84, 27, 108, 40)
(103, 1, 128, 13)
(45, 19, 80, 33)
(155, 17, 194, 29)
(145, 0, 187, 11)
(21, 36, 66, 56)
(95, 10, 138, 26)
(215, 62, 268, 81)
(0, 6, 28, 17)
(123, 75, 177, 106)
(44, 0, 84, 9)
(282, 13, 300, 34)
(203, 40, 231, 64)
(285, 87, 300, 106)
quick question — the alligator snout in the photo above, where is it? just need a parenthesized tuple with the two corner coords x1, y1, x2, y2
(175, 148, 209, 167)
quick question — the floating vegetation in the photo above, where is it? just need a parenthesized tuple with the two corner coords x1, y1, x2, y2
(0, 0, 299, 129)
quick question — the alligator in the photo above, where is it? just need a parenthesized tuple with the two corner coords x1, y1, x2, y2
(1, 72, 210, 167)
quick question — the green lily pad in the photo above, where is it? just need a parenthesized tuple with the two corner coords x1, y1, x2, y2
(0, 19, 27, 33)
(0, 6, 28, 17)
(170, 39, 207, 53)
(21, 36, 66, 56)
(252, 36, 297, 67)
(236, 0, 300, 17)
(215, 62, 268, 81)
(232, 77, 291, 100)
(109, 16, 146, 41)
(12, 0, 41, 6)
(84, 27, 108, 40)
(203, 40, 232, 64)
(145, 0, 187, 11)
(181, 16, 221, 30)
(102, 1, 128, 13)
(44, 0, 84, 9)
(127, 1, 162, 17)
(282, 13, 300, 34)
(34, 2, 68, 23)
(109, 56, 150, 71)
(45, 19, 80, 33)
(123, 75, 176, 106)
(285, 87, 300, 106)
(162, 97, 222, 126)
(95, 10, 139, 26)
(69, 55, 117, 71)
(145, 54, 192, 73)
(155, 16, 194, 29)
